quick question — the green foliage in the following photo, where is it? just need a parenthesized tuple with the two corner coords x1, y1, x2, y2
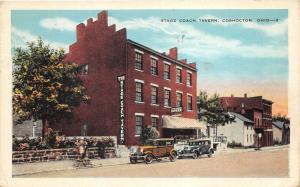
(140, 126, 160, 145)
(13, 38, 90, 127)
(272, 113, 290, 124)
(12, 135, 116, 151)
(197, 91, 234, 126)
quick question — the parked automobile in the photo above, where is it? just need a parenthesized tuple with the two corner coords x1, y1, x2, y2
(129, 138, 177, 164)
(177, 139, 214, 159)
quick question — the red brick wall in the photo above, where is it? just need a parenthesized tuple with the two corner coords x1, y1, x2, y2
(53, 11, 198, 146)
(53, 11, 127, 141)
(125, 43, 197, 145)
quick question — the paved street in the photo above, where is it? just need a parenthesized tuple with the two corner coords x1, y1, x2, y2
(18, 147, 288, 178)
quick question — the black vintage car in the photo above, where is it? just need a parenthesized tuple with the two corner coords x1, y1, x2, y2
(177, 139, 214, 159)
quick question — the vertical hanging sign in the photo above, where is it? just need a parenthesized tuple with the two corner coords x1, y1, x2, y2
(117, 75, 126, 144)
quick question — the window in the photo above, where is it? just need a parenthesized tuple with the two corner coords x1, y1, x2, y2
(176, 68, 182, 83)
(164, 64, 170, 80)
(135, 82, 143, 102)
(187, 95, 192, 111)
(247, 134, 249, 143)
(250, 134, 252, 143)
(135, 115, 143, 136)
(151, 117, 158, 128)
(176, 92, 183, 107)
(187, 73, 192, 86)
(80, 64, 88, 75)
(150, 58, 158, 75)
(247, 125, 249, 130)
(135, 52, 143, 70)
(151, 86, 158, 104)
(164, 89, 171, 107)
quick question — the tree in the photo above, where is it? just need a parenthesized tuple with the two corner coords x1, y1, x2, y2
(140, 126, 160, 145)
(13, 38, 90, 137)
(272, 113, 290, 124)
(197, 91, 234, 138)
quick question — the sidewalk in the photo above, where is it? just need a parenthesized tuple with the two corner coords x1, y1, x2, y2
(13, 157, 129, 177)
(13, 144, 289, 177)
(216, 144, 289, 154)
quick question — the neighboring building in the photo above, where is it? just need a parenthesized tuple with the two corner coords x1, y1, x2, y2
(219, 94, 273, 147)
(52, 11, 205, 145)
(208, 112, 255, 147)
(272, 121, 290, 145)
(13, 120, 42, 138)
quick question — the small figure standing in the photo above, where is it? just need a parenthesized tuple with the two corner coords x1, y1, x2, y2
(74, 138, 92, 168)
(97, 140, 106, 159)
(76, 138, 87, 159)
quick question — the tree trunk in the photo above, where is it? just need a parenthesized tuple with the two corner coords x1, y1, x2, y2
(42, 118, 49, 139)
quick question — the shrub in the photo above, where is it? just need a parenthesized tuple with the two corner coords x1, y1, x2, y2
(140, 126, 160, 145)
(227, 141, 242, 148)
(12, 135, 117, 151)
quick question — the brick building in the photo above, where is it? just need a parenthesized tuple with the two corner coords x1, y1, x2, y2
(219, 94, 273, 147)
(52, 11, 205, 145)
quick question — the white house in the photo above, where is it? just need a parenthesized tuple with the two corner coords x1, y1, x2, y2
(208, 112, 255, 147)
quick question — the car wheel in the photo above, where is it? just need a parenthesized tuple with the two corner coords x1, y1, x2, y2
(208, 149, 213, 158)
(192, 152, 198, 159)
(169, 151, 177, 162)
(130, 158, 137, 164)
(145, 154, 153, 164)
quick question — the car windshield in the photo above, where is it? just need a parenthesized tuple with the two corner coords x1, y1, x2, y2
(145, 140, 156, 146)
(145, 140, 173, 146)
(189, 141, 210, 146)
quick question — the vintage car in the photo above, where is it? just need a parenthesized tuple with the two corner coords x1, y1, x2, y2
(129, 138, 177, 164)
(177, 139, 214, 159)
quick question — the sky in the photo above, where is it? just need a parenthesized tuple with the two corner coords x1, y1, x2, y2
(11, 10, 288, 116)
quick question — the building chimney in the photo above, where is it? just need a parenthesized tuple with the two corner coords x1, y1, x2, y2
(180, 59, 187, 64)
(189, 62, 196, 68)
(168, 47, 177, 59)
(244, 93, 247, 98)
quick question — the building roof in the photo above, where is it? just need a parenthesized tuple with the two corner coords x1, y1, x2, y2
(273, 121, 290, 129)
(127, 39, 197, 72)
(219, 95, 273, 113)
(228, 112, 254, 123)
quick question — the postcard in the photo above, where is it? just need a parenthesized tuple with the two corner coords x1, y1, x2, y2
(0, 0, 299, 187)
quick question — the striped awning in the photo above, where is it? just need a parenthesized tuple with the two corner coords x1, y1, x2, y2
(162, 116, 207, 129)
